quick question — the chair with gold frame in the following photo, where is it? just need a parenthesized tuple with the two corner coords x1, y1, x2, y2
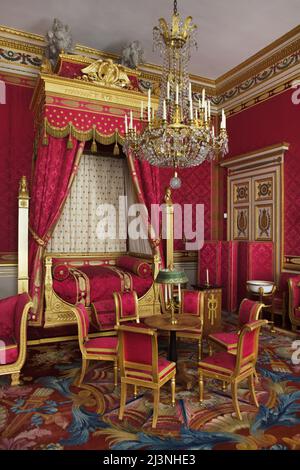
(74, 304, 118, 387)
(113, 290, 140, 326)
(208, 299, 264, 355)
(177, 289, 204, 361)
(117, 324, 176, 428)
(288, 275, 300, 332)
(0, 293, 33, 386)
(199, 319, 267, 420)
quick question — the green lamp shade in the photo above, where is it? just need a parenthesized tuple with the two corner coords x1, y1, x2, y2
(156, 268, 188, 284)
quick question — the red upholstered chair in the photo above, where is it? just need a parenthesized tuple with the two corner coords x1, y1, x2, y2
(271, 273, 290, 328)
(113, 291, 140, 326)
(177, 289, 204, 361)
(0, 293, 32, 386)
(208, 299, 264, 354)
(117, 324, 176, 428)
(74, 304, 118, 387)
(288, 275, 300, 331)
(199, 319, 267, 420)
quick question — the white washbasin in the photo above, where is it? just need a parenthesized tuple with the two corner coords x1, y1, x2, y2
(247, 280, 274, 294)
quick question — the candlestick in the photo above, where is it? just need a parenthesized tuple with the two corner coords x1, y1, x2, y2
(168, 284, 172, 301)
(202, 88, 206, 107)
(129, 110, 133, 129)
(204, 102, 208, 122)
(124, 114, 128, 134)
(189, 82, 192, 102)
(163, 99, 167, 120)
(167, 81, 170, 100)
(164, 285, 168, 304)
(189, 99, 193, 120)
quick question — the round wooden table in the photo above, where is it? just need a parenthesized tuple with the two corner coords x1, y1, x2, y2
(144, 314, 201, 362)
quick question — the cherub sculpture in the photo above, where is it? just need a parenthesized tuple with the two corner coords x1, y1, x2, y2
(45, 18, 73, 66)
(121, 40, 145, 69)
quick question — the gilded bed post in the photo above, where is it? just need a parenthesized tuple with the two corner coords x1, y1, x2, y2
(18, 176, 29, 293)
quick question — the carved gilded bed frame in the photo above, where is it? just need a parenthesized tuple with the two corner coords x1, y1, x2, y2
(43, 252, 161, 328)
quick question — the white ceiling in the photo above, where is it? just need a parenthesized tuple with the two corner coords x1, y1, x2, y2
(1, 0, 300, 78)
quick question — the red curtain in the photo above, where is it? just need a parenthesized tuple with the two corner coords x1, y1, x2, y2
(29, 136, 85, 323)
(126, 151, 164, 264)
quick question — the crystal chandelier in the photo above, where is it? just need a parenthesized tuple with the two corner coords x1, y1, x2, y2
(123, 0, 229, 181)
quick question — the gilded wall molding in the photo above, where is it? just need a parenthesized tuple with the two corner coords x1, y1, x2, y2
(1, 24, 300, 116)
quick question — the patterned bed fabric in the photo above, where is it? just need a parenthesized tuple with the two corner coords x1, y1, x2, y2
(52, 263, 153, 306)
(116, 256, 152, 278)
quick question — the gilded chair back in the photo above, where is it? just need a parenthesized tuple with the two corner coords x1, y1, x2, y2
(288, 275, 300, 328)
(239, 299, 264, 326)
(234, 319, 267, 376)
(74, 304, 90, 354)
(117, 324, 159, 383)
(180, 289, 202, 316)
(114, 291, 139, 326)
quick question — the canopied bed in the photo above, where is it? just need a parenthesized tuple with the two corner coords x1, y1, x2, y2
(18, 53, 163, 333)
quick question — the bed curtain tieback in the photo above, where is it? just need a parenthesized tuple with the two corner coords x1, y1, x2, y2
(29, 227, 48, 247)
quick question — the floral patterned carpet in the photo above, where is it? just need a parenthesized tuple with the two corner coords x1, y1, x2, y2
(1, 317, 300, 451)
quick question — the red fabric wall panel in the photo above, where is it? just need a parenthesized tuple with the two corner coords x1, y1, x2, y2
(198, 241, 222, 285)
(220, 241, 238, 312)
(159, 162, 211, 250)
(0, 82, 34, 252)
(226, 89, 300, 256)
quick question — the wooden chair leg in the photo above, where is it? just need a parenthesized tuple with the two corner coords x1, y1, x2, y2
(199, 372, 204, 403)
(133, 385, 138, 398)
(248, 373, 259, 408)
(171, 376, 176, 406)
(77, 359, 89, 386)
(152, 388, 160, 428)
(11, 372, 20, 386)
(231, 381, 242, 420)
(119, 382, 127, 420)
(222, 381, 227, 392)
(114, 361, 118, 388)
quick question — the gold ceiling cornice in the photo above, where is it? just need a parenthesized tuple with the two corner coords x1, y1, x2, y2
(1, 24, 300, 112)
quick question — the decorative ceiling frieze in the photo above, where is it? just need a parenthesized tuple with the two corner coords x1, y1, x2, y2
(0, 24, 299, 114)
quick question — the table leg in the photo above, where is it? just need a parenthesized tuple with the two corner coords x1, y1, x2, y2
(168, 331, 177, 362)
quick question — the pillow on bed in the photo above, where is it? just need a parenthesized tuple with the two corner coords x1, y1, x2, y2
(52, 264, 70, 281)
(116, 256, 152, 279)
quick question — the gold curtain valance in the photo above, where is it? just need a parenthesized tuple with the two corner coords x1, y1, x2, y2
(42, 118, 125, 155)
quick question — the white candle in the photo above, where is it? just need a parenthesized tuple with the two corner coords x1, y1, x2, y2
(167, 81, 170, 100)
(178, 284, 181, 303)
(206, 269, 209, 285)
(207, 100, 211, 118)
(129, 110, 133, 129)
(148, 88, 151, 108)
(195, 108, 198, 120)
(168, 284, 172, 301)
(163, 99, 167, 120)
(189, 99, 193, 120)
(164, 285, 168, 305)
(202, 88, 206, 107)
(204, 102, 208, 122)
(140, 101, 143, 119)
(176, 84, 179, 104)
(189, 82, 192, 102)
(212, 125, 215, 138)
(124, 114, 128, 134)
(198, 98, 201, 109)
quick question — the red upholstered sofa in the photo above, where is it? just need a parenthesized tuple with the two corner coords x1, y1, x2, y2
(0, 293, 33, 385)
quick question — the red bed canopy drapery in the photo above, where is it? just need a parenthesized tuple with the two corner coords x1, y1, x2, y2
(29, 54, 162, 324)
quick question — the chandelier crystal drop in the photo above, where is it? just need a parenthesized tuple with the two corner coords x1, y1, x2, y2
(123, 0, 229, 170)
